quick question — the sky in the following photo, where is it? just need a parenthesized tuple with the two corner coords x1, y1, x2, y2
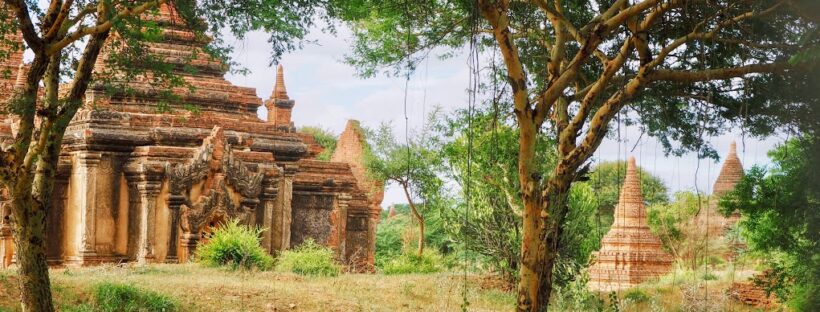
(222, 25, 784, 206)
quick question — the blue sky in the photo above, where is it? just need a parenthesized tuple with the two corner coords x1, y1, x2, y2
(223, 26, 783, 206)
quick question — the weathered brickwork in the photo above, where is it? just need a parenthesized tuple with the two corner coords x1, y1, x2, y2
(588, 157, 674, 291)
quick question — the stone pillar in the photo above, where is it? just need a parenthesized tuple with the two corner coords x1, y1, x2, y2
(330, 193, 350, 261)
(76, 152, 101, 261)
(165, 194, 185, 263)
(126, 163, 163, 264)
(273, 164, 296, 251)
(260, 174, 279, 253)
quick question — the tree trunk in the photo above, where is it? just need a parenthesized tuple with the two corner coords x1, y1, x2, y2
(516, 174, 572, 312)
(10, 179, 54, 312)
(401, 183, 425, 257)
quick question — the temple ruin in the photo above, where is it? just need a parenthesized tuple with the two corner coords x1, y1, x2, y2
(0, 4, 382, 270)
(588, 157, 674, 291)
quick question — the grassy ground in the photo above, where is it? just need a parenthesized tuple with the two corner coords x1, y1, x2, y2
(0, 264, 513, 312)
(0, 264, 768, 311)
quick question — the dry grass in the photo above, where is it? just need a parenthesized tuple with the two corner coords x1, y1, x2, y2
(0, 264, 513, 312)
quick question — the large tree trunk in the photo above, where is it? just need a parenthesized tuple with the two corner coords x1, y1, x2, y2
(401, 183, 425, 257)
(10, 178, 54, 312)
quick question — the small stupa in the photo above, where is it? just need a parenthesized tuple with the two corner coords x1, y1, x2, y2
(588, 157, 673, 291)
(387, 205, 397, 218)
(696, 141, 744, 236)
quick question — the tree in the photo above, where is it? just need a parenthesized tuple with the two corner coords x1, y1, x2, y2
(586, 160, 667, 236)
(437, 106, 555, 283)
(365, 122, 443, 257)
(720, 137, 820, 311)
(646, 191, 708, 267)
(0, 0, 335, 310)
(340, 1, 819, 310)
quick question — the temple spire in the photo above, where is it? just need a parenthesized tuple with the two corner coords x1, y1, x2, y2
(614, 156, 645, 226)
(13, 63, 26, 89)
(273, 64, 289, 100)
(713, 140, 744, 196)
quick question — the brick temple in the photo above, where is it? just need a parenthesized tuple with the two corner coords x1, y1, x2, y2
(588, 157, 674, 291)
(0, 4, 383, 270)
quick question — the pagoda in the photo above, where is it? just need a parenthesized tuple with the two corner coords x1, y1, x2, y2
(0, 4, 381, 270)
(588, 157, 673, 291)
(695, 141, 744, 236)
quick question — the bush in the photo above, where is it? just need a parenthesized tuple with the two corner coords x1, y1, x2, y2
(275, 239, 341, 277)
(94, 282, 177, 312)
(196, 219, 274, 270)
(381, 249, 444, 275)
(623, 289, 650, 303)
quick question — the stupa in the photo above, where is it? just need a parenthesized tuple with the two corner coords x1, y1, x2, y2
(588, 157, 673, 291)
(0, 4, 381, 270)
(695, 141, 744, 236)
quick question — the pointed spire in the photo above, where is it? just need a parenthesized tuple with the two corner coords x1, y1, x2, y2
(13, 63, 26, 89)
(713, 140, 744, 196)
(388, 205, 396, 218)
(613, 156, 646, 227)
(273, 64, 289, 100)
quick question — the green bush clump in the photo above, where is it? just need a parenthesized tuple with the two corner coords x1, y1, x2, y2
(381, 249, 444, 275)
(196, 219, 274, 270)
(623, 289, 650, 303)
(275, 239, 341, 277)
(94, 282, 177, 312)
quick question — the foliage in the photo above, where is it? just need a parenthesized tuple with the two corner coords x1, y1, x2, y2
(299, 126, 338, 161)
(720, 136, 820, 311)
(93, 282, 177, 312)
(381, 249, 445, 275)
(553, 184, 602, 286)
(365, 116, 445, 256)
(196, 220, 274, 271)
(646, 191, 708, 264)
(375, 204, 455, 268)
(550, 273, 604, 311)
(436, 107, 554, 282)
(586, 161, 669, 235)
(275, 239, 341, 277)
(623, 289, 650, 303)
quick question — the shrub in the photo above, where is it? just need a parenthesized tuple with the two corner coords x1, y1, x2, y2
(94, 282, 177, 312)
(275, 239, 341, 277)
(702, 272, 719, 280)
(623, 289, 650, 303)
(381, 249, 443, 275)
(196, 219, 274, 270)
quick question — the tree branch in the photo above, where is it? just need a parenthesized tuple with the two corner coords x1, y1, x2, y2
(3, 0, 44, 51)
(649, 62, 793, 82)
(47, 0, 166, 55)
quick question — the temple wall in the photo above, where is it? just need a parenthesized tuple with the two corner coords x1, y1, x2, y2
(291, 192, 334, 246)
(345, 211, 369, 263)
(46, 178, 68, 262)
